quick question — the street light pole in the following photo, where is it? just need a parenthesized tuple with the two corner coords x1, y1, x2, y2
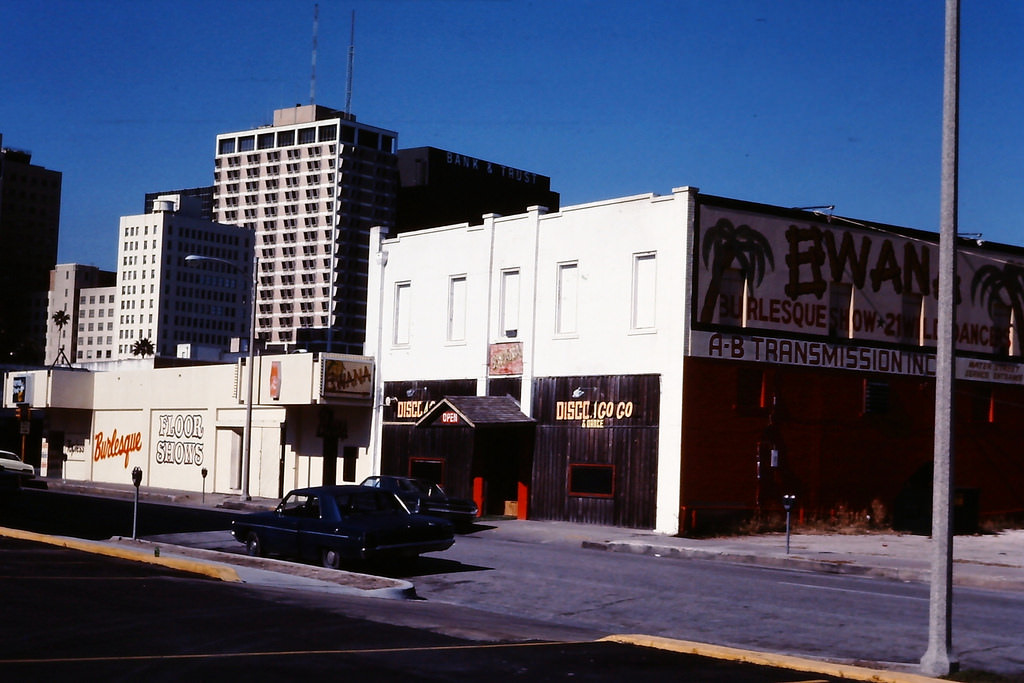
(921, 0, 959, 676)
(185, 253, 258, 501)
(240, 256, 257, 501)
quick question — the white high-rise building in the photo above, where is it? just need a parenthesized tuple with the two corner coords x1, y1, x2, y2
(116, 195, 253, 359)
(213, 105, 398, 354)
(45, 263, 116, 366)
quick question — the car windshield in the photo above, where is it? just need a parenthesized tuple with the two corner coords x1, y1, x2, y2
(404, 478, 446, 497)
(334, 490, 406, 515)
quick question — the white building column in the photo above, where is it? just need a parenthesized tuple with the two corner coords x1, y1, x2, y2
(654, 187, 698, 534)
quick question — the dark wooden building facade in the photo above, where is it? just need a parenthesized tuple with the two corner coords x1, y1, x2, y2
(380, 374, 661, 529)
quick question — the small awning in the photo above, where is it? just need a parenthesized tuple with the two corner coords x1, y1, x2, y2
(416, 396, 535, 428)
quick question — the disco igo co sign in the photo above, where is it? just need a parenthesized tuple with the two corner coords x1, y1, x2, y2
(154, 412, 206, 467)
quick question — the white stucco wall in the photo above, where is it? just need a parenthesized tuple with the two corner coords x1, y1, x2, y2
(7, 352, 375, 500)
(367, 188, 698, 532)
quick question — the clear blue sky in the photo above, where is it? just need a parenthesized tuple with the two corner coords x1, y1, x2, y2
(3, 1, 1022, 271)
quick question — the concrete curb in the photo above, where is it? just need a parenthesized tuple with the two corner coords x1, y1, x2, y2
(113, 536, 417, 600)
(0, 526, 242, 583)
(584, 540, 1024, 592)
(585, 540, 929, 579)
(0, 525, 417, 600)
(601, 634, 945, 683)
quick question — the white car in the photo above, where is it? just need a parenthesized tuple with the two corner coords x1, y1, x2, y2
(0, 449, 35, 487)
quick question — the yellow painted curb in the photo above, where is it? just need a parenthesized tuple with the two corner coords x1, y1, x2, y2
(600, 634, 945, 683)
(0, 526, 241, 583)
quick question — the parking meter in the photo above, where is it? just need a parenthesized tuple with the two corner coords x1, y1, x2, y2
(782, 494, 796, 554)
(201, 467, 209, 503)
(131, 467, 143, 539)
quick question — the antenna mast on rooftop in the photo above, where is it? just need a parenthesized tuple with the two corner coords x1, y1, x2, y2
(345, 10, 355, 114)
(310, 3, 318, 105)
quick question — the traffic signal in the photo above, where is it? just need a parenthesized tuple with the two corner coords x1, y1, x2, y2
(14, 406, 21, 421)
(14, 404, 29, 421)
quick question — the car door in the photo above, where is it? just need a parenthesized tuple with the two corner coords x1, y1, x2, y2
(264, 492, 307, 558)
(295, 493, 327, 562)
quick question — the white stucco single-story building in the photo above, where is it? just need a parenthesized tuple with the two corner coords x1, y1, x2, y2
(4, 352, 375, 499)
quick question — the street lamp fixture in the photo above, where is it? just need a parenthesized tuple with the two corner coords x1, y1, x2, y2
(185, 253, 258, 501)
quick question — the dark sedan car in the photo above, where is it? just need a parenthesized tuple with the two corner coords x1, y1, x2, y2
(230, 485, 454, 568)
(360, 475, 479, 527)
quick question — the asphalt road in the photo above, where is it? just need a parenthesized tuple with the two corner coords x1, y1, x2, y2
(0, 535, 863, 682)
(5, 487, 1022, 678)
(409, 523, 1024, 676)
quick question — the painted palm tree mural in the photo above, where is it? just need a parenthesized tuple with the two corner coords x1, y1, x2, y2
(971, 262, 1024, 354)
(699, 218, 775, 324)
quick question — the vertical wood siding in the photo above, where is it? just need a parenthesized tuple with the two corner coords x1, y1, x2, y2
(530, 375, 661, 528)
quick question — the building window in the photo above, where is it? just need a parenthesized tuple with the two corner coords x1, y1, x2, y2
(393, 282, 411, 346)
(555, 262, 578, 336)
(218, 138, 235, 155)
(735, 368, 769, 413)
(299, 127, 316, 144)
(409, 458, 444, 483)
(447, 275, 467, 343)
(500, 269, 520, 339)
(277, 130, 294, 147)
(968, 385, 996, 424)
(238, 135, 255, 152)
(631, 252, 656, 331)
(568, 464, 614, 498)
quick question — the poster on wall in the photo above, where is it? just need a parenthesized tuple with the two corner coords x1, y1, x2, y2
(489, 342, 523, 376)
(695, 202, 1023, 357)
(321, 355, 373, 399)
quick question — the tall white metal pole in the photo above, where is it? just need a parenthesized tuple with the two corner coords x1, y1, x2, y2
(921, 0, 959, 676)
(240, 256, 258, 501)
(370, 233, 388, 477)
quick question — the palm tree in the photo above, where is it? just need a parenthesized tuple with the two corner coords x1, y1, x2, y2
(52, 307, 71, 335)
(131, 338, 155, 358)
(699, 218, 775, 323)
(971, 263, 1024, 353)
(51, 307, 72, 367)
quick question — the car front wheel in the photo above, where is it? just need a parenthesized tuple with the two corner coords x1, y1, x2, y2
(322, 548, 342, 569)
(245, 532, 263, 557)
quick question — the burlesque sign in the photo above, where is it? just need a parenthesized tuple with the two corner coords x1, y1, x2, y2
(695, 204, 1023, 357)
(93, 428, 143, 468)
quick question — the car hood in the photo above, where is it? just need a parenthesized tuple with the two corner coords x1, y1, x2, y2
(0, 456, 34, 476)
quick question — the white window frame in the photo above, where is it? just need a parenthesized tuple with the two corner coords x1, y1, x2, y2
(447, 274, 467, 343)
(630, 252, 657, 332)
(555, 261, 579, 337)
(393, 281, 411, 346)
(499, 269, 520, 339)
